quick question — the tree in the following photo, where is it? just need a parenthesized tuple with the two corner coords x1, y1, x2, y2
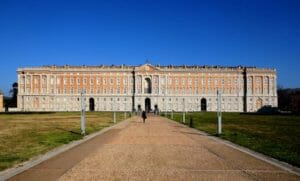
(9, 82, 18, 107)
(278, 87, 300, 113)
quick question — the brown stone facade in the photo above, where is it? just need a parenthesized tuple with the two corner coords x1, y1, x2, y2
(17, 64, 277, 112)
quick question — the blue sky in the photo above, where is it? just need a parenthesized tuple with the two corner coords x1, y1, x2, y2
(0, 0, 299, 95)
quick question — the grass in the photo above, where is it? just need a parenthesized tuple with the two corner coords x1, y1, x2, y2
(164, 112, 300, 167)
(0, 111, 130, 171)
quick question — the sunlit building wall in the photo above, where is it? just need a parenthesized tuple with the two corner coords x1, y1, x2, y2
(17, 64, 277, 112)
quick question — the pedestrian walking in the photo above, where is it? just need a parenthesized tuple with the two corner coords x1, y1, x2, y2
(142, 111, 147, 123)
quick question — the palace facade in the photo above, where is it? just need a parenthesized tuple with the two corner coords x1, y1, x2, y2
(17, 64, 277, 112)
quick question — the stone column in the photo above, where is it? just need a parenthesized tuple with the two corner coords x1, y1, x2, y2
(158, 74, 160, 95)
(141, 74, 144, 94)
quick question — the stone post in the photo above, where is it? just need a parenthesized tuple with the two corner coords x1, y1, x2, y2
(0, 94, 3, 112)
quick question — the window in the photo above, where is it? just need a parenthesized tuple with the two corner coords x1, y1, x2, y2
(71, 78, 74, 85)
(26, 75, 31, 84)
(90, 78, 93, 84)
(256, 77, 261, 84)
(161, 77, 165, 84)
(264, 77, 269, 84)
(83, 78, 87, 85)
(124, 78, 128, 84)
(188, 87, 192, 94)
(20, 76, 25, 84)
(57, 77, 60, 84)
(168, 78, 172, 85)
(42, 75, 47, 84)
(50, 77, 54, 85)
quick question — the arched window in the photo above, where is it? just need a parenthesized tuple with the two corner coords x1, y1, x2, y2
(201, 98, 207, 111)
(89, 98, 95, 111)
(144, 77, 152, 94)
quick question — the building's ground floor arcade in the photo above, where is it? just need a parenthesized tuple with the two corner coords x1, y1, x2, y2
(18, 94, 277, 112)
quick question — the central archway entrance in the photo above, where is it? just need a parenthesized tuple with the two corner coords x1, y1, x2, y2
(89, 98, 95, 111)
(201, 98, 207, 111)
(145, 98, 151, 113)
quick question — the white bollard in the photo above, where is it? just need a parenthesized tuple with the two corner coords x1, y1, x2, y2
(114, 112, 116, 124)
(80, 91, 86, 135)
(217, 90, 222, 135)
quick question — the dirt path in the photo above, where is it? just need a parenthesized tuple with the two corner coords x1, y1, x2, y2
(8, 115, 299, 180)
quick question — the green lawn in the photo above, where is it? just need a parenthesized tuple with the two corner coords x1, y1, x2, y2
(164, 112, 300, 167)
(0, 111, 130, 171)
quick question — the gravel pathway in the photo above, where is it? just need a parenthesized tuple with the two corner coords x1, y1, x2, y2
(9, 115, 299, 180)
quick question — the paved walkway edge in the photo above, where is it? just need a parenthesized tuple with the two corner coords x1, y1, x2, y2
(163, 117, 300, 177)
(0, 118, 130, 181)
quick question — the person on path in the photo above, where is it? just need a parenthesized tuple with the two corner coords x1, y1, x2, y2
(142, 111, 147, 123)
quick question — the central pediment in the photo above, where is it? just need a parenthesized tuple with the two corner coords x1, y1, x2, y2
(136, 64, 159, 72)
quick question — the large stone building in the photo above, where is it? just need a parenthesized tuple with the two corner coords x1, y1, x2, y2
(17, 64, 277, 112)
